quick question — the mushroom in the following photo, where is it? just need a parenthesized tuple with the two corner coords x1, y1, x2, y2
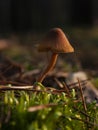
(37, 28, 74, 83)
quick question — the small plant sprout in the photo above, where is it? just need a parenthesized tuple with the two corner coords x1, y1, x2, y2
(37, 28, 74, 83)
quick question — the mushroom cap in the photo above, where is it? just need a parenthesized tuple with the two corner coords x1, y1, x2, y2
(38, 28, 74, 53)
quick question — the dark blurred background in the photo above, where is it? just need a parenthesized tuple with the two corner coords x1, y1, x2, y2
(0, 0, 98, 33)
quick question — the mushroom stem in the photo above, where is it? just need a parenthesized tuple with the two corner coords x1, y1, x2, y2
(37, 53, 58, 83)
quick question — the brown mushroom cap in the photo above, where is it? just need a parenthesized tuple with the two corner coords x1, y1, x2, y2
(38, 28, 74, 53)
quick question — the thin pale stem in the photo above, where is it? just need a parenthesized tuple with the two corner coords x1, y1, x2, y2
(37, 53, 58, 83)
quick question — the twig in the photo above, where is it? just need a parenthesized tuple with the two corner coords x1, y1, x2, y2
(54, 77, 64, 88)
(28, 103, 57, 112)
(77, 78, 90, 129)
(71, 116, 98, 127)
(0, 85, 33, 90)
(77, 78, 87, 111)
(68, 78, 89, 89)
(0, 85, 72, 96)
(62, 82, 71, 97)
(0, 81, 29, 86)
(73, 106, 92, 119)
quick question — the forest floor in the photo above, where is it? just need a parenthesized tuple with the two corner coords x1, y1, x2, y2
(0, 26, 98, 87)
